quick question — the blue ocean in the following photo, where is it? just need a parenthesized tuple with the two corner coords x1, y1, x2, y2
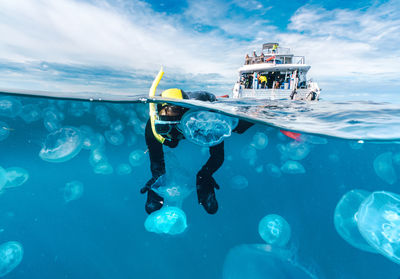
(0, 92, 400, 279)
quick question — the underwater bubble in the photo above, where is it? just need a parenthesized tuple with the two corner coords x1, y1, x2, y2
(4, 167, 29, 189)
(281, 160, 306, 174)
(19, 104, 41, 123)
(0, 167, 7, 192)
(180, 111, 238, 147)
(251, 132, 268, 150)
(266, 163, 282, 178)
(68, 102, 90, 117)
(0, 122, 10, 142)
(223, 244, 316, 279)
(93, 162, 114, 175)
(39, 127, 83, 163)
(104, 130, 125, 146)
(241, 145, 257, 165)
(116, 163, 132, 175)
(63, 180, 84, 203)
(300, 134, 328, 145)
(129, 150, 146, 167)
(373, 152, 397, 185)
(358, 191, 400, 264)
(144, 206, 187, 235)
(0, 97, 22, 118)
(258, 214, 291, 247)
(334, 189, 377, 253)
(110, 119, 125, 132)
(230, 175, 249, 190)
(0, 241, 23, 277)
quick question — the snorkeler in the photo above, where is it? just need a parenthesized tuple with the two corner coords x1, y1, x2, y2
(141, 88, 253, 215)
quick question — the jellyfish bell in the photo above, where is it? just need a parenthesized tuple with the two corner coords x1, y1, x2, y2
(63, 180, 84, 203)
(179, 110, 238, 147)
(258, 214, 291, 247)
(144, 206, 188, 235)
(333, 189, 377, 253)
(223, 244, 318, 279)
(0, 241, 23, 277)
(373, 152, 397, 185)
(357, 191, 400, 264)
(39, 127, 83, 163)
(4, 167, 29, 189)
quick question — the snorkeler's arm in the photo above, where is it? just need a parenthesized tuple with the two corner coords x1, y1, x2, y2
(145, 119, 166, 179)
(233, 120, 254, 134)
(199, 141, 224, 175)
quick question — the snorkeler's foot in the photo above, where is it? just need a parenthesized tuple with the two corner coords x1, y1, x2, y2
(196, 175, 219, 214)
(145, 189, 164, 214)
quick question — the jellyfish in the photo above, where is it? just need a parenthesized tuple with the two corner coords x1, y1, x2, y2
(0, 241, 23, 277)
(333, 189, 377, 253)
(299, 134, 328, 145)
(358, 191, 400, 264)
(0, 167, 7, 192)
(39, 127, 83, 163)
(68, 102, 91, 117)
(93, 162, 114, 175)
(266, 163, 282, 178)
(393, 152, 400, 167)
(278, 142, 310, 161)
(4, 167, 29, 189)
(116, 164, 132, 175)
(19, 104, 42, 123)
(129, 150, 146, 167)
(251, 132, 268, 150)
(258, 214, 291, 247)
(230, 175, 249, 190)
(328, 153, 340, 163)
(144, 206, 187, 235)
(63, 180, 84, 203)
(89, 149, 108, 167)
(110, 120, 125, 132)
(373, 152, 397, 185)
(179, 110, 238, 147)
(154, 181, 193, 207)
(0, 97, 22, 118)
(0, 121, 10, 142)
(95, 105, 111, 127)
(241, 145, 257, 166)
(349, 141, 363, 150)
(104, 130, 125, 146)
(223, 244, 317, 279)
(281, 161, 305, 174)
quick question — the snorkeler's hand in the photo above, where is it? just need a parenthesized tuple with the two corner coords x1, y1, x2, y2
(140, 175, 166, 194)
(196, 170, 220, 190)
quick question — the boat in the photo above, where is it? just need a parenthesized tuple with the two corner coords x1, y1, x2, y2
(231, 43, 321, 101)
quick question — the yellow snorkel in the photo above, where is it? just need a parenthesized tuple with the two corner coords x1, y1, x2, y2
(149, 67, 167, 144)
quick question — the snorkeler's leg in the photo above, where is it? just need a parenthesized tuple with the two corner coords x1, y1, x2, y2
(196, 141, 224, 214)
(233, 120, 254, 134)
(141, 119, 165, 214)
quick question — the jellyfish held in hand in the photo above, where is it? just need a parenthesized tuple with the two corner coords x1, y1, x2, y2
(144, 206, 187, 235)
(180, 110, 238, 147)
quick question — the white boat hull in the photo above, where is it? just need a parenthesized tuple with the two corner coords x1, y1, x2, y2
(232, 88, 318, 100)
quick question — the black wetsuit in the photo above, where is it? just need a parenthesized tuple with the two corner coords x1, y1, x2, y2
(143, 91, 253, 214)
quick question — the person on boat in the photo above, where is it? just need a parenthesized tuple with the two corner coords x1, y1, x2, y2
(141, 88, 253, 215)
(272, 44, 278, 53)
(259, 75, 267, 89)
(245, 54, 250, 65)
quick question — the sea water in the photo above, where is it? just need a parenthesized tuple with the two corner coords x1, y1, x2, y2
(0, 93, 399, 278)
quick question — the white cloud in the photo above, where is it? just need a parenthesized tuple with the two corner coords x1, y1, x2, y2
(0, 0, 399, 98)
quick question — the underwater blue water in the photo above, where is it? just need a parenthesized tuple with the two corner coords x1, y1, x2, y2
(0, 94, 400, 278)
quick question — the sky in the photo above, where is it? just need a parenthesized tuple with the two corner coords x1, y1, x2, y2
(0, 0, 399, 101)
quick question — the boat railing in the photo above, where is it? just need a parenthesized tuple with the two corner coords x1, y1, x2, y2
(244, 55, 305, 65)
